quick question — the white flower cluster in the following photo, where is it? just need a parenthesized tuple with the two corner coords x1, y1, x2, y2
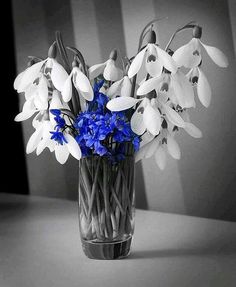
(104, 27, 228, 169)
(14, 23, 228, 169)
(14, 43, 93, 164)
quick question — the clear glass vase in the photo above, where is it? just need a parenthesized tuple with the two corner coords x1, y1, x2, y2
(78, 155, 135, 260)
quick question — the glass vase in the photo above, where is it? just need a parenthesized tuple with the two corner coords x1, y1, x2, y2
(78, 155, 135, 260)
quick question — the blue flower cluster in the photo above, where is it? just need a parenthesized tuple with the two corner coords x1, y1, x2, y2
(50, 109, 67, 145)
(50, 81, 140, 161)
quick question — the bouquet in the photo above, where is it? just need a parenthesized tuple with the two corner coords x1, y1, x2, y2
(14, 20, 228, 169)
(14, 19, 228, 259)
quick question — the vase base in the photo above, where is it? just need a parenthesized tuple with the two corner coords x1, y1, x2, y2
(81, 236, 132, 260)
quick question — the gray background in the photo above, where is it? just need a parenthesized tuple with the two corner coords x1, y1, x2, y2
(12, 0, 236, 221)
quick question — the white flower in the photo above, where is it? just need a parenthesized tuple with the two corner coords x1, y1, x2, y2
(14, 57, 68, 94)
(107, 94, 186, 136)
(137, 70, 195, 109)
(54, 133, 82, 164)
(26, 119, 81, 165)
(186, 67, 211, 108)
(107, 76, 132, 98)
(173, 37, 228, 69)
(128, 43, 177, 79)
(26, 119, 54, 155)
(89, 50, 123, 81)
(61, 63, 94, 103)
(135, 128, 181, 170)
(14, 74, 49, 122)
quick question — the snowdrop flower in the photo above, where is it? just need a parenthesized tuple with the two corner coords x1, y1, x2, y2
(135, 128, 181, 170)
(26, 117, 81, 164)
(14, 42, 69, 95)
(137, 70, 195, 109)
(61, 59, 94, 103)
(107, 91, 186, 136)
(26, 119, 55, 156)
(14, 74, 49, 122)
(107, 75, 132, 98)
(50, 130, 82, 164)
(128, 31, 177, 78)
(89, 49, 123, 81)
(186, 67, 211, 108)
(173, 25, 228, 69)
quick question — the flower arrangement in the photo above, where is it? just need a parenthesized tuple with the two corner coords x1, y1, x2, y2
(14, 19, 228, 259)
(14, 20, 228, 169)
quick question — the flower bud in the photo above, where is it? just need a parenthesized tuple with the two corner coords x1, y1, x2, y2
(109, 49, 117, 61)
(192, 25, 202, 39)
(146, 30, 156, 44)
(48, 42, 57, 58)
(72, 58, 80, 68)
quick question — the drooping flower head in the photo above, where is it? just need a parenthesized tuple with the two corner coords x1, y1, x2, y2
(128, 31, 178, 79)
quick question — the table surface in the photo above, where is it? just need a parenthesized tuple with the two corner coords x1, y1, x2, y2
(0, 193, 236, 287)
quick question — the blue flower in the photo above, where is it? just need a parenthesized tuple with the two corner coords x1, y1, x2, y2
(50, 131, 67, 145)
(71, 81, 140, 160)
(50, 109, 61, 116)
(54, 115, 66, 129)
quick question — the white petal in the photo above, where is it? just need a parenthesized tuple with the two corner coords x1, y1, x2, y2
(14, 71, 25, 90)
(88, 62, 106, 79)
(178, 72, 195, 108)
(50, 59, 69, 91)
(107, 97, 141, 111)
(34, 95, 48, 110)
(154, 146, 166, 170)
(173, 38, 201, 69)
(78, 90, 94, 101)
(103, 59, 123, 81)
(36, 121, 52, 155)
(107, 79, 123, 97)
(37, 76, 48, 102)
(55, 144, 69, 164)
(64, 134, 82, 160)
(137, 76, 162, 95)
(73, 67, 93, 94)
(14, 110, 36, 122)
(167, 134, 181, 159)
(120, 76, 132, 97)
(197, 68, 211, 108)
(50, 90, 64, 109)
(200, 41, 228, 67)
(171, 71, 195, 108)
(143, 103, 161, 135)
(17, 61, 45, 93)
(145, 44, 163, 77)
(162, 104, 186, 128)
(131, 101, 146, 135)
(26, 124, 44, 154)
(128, 48, 147, 78)
(184, 122, 202, 138)
(62, 74, 73, 102)
(155, 46, 177, 74)
(14, 98, 36, 121)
